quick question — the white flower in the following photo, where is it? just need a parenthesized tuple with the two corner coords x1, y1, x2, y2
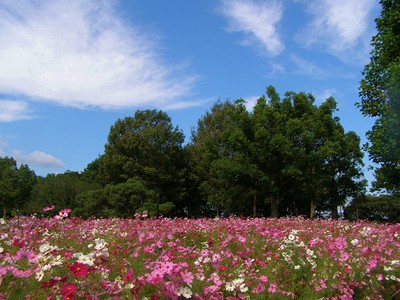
(77, 253, 95, 266)
(181, 286, 193, 299)
(232, 278, 244, 286)
(95, 238, 107, 251)
(39, 244, 51, 253)
(51, 255, 64, 266)
(0, 247, 3, 253)
(125, 283, 134, 289)
(35, 270, 45, 281)
(294, 265, 300, 270)
(73, 252, 83, 258)
(306, 249, 315, 257)
(239, 283, 248, 293)
(0, 218, 5, 225)
(351, 239, 359, 246)
(225, 282, 235, 292)
(175, 286, 193, 299)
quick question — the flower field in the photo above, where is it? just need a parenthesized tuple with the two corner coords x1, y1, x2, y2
(0, 210, 399, 299)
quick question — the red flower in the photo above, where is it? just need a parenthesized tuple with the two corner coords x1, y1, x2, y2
(61, 283, 77, 295)
(68, 262, 89, 277)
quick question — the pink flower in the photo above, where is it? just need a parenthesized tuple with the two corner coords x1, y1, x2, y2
(43, 205, 55, 212)
(203, 285, 220, 295)
(12, 268, 34, 278)
(268, 283, 277, 293)
(252, 283, 266, 294)
(145, 270, 164, 285)
(181, 270, 194, 285)
(59, 208, 72, 218)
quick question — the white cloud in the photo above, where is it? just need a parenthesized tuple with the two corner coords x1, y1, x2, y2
(218, 0, 284, 56)
(12, 149, 64, 168)
(0, 100, 34, 122)
(0, 0, 196, 110)
(244, 96, 259, 112)
(298, 0, 377, 62)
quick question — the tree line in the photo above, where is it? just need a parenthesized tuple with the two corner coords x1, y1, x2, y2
(0, 85, 396, 221)
(1, 0, 399, 221)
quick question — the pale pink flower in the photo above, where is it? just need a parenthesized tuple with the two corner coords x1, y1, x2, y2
(43, 205, 55, 212)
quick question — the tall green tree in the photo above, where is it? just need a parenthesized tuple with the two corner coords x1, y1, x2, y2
(358, 0, 400, 193)
(253, 87, 294, 217)
(189, 100, 264, 216)
(102, 109, 187, 212)
(0, 157, 36, 215)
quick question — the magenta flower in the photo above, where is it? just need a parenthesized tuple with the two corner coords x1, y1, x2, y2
(68, 262, 89, 277)
(61, 283, 77, 295)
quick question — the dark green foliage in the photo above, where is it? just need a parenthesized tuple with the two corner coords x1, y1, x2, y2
(103, 177, 159, 218)
(101, 109, 187, 215)
(0, 157, 36, 215)
(345, 194, 400, 222)
(27, 171, 100, 215)
(3, 87, 369, 219)
(188, 99, 265, 217)
(189, 87, 365, 218)
(358, 0, 400, 193)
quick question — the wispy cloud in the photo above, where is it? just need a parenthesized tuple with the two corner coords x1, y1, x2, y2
(218, 0, 284, 56)
(290, 55, 325, 78)
(12, 149, 63, 168)
(0, 100, 34, 122)
(297, 0, 377, 62)
(0, 0, 197, 110)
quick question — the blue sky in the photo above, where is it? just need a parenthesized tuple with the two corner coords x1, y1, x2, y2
(0, 0, 380, 185)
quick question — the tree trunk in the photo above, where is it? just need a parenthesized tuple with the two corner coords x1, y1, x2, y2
(331, 204, 338, 219)
(253, 193, 257, 217)
(310, 196, 316, 219)
(270, 198, 279, 218)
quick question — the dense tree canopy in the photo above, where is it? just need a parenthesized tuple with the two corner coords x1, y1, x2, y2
(358, 0, 400, 194)
(0, 86, 375, 219)
(0, 157, 36, 216)
(189, 87, 365, 218)
(100, 109, 187, 216)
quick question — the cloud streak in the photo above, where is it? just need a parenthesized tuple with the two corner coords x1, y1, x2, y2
(12, 149, 64, 168)
(0, 0, 196, 110)
(218, 0, 284, 56)
(0, 100, 34, 122)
